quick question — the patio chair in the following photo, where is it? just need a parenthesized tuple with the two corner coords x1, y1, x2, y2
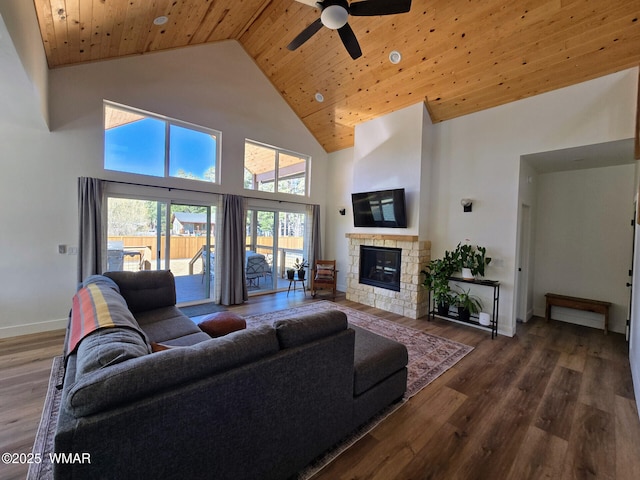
(310, 260, 337, 298)
(246, 253, 266, 288)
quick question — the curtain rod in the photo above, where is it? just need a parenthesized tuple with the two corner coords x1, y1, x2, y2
(103, 178, 317, 207)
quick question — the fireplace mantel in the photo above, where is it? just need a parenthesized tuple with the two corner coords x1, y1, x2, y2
(346, 233, 419, 242)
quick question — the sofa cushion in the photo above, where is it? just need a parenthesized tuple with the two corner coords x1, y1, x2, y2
(133, 306, 208, 344)
(76, 327, 151, 376)
(350, 324, 408, 396)
(274, 310, 348, 349)
(104, 270, 176, 313)
(66, 325, 280, 417)
(199, 312, 246, 338)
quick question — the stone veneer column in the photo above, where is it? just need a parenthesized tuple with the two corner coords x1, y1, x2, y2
(345, 234, 431, 319)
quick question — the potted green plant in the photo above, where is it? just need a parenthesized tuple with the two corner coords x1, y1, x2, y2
(452, 243, 492, 279)
(286, 268, 296, 280)
(454, 287, 483, 322)
(294, 258, 308, 280)
(421, 252, 457, 316)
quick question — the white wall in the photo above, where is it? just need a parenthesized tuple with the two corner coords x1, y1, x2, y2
(0, 0, 49, 128)
(0, 39, 329, 337)
(532, 164, 635, 333)
(427, 69, 637, 336)
(352, 102, 431, 237)
(326, 148, 355, 292)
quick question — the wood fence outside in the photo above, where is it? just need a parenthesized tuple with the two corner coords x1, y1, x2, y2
(108, 235, 303, 260)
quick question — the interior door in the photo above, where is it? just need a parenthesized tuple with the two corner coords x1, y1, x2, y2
(516, 203, 532, 323)
(627, 204, 636, 341)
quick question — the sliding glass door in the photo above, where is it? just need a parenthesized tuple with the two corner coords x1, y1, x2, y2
(106, 197, 164, 273)
(106, 196, 216, 304)
(245, 206, 307, 294)
(168, 203, 215, 304)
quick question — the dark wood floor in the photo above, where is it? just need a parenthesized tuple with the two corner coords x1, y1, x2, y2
(2, 292, 640, 479)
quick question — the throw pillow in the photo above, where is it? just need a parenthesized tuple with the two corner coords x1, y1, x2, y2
(315, 267, 334, 280)
(199, 312, 247, 338)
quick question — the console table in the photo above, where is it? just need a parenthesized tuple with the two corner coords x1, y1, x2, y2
(427, 277, 500, 339)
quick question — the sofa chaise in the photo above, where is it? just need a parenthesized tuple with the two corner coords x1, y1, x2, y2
(54, 270, 408, 480)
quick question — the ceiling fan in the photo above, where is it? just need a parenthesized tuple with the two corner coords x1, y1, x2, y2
(288, 0, 412, 60)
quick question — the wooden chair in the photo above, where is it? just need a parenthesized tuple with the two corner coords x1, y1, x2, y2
(310, 260, 337, 298)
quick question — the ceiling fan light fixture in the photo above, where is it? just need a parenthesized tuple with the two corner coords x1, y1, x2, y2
(321, 5, 349, 30)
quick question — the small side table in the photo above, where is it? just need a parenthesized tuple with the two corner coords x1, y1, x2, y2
(287, 278, 307, 296)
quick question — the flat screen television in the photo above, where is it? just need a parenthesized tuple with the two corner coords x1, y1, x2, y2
(351, 188, 407, 228)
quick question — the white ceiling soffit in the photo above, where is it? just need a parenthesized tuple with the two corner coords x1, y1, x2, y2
(522, 139, 636, 174)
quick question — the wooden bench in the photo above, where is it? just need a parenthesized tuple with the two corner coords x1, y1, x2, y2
(545, 293, 611, 334)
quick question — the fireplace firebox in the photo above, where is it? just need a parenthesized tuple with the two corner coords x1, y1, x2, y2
(359, 245, 401, 292)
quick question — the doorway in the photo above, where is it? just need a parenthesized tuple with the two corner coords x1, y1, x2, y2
(516, 203, 532, 323)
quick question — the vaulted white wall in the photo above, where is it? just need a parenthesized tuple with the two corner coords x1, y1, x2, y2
(352, 102, 432, 237)
(0, 39, 328, 337)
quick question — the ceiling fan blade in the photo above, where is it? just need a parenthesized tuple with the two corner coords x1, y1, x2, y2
(287, 18, 324, 51)
(350, 0, 412, 16)
(338, 23, 362, 59)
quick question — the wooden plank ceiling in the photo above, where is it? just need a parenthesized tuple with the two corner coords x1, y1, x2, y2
(33, 0, 640, 153)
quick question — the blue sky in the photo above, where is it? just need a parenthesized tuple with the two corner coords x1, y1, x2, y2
(105, 118, 217, 179)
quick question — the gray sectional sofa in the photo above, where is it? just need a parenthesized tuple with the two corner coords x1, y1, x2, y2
(55, 270, 408, 480)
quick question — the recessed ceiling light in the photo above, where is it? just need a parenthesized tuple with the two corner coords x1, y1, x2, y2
(389, 50, 402, 64)
(315, 92, 325, 102)
(153, 16, 168, 26)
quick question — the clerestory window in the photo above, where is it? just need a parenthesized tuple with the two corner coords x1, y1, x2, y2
(104, 102, 220, 183)
(243, 140, 309, 196)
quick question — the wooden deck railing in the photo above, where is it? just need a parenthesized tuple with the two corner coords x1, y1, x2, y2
(108, 235, 303, 261)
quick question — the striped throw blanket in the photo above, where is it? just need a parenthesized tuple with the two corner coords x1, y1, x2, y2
(66, 275, 147, 358)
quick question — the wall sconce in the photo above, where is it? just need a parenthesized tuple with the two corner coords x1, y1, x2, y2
(338, 208, 346, 216)
(461, 198, 473, 212)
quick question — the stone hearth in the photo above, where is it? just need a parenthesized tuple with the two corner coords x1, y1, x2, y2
(346, 234, 431, 319)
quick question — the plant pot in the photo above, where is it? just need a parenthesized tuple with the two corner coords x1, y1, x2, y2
(437, 302, 450, 316)
(287, 270, 295, 280)
(461, 267, 474, 279)
(297, 269, 306, 281)
(457, 306, 471, 322)
(479, 312, 491, 326)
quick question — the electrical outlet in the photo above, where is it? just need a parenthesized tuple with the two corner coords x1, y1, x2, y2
(68, 246, 78, 255)
(58, 244, 67, 254)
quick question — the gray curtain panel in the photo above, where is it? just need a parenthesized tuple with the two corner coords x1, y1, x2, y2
(308, 204, 322, 269)
(217, 194, 248, 305)
(77, 177, 104, 283)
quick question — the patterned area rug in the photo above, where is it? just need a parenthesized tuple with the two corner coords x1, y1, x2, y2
(28, 301, 472, 480)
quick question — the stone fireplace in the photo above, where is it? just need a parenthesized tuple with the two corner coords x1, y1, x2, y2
(346, 234, 431, 319)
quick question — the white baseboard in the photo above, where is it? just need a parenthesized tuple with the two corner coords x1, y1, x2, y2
(0, 318, 67, 339)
